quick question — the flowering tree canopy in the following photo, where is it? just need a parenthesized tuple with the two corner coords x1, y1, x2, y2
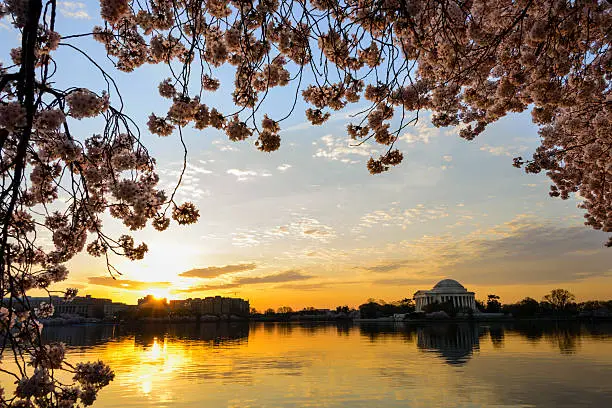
(0, 0, 610, 406)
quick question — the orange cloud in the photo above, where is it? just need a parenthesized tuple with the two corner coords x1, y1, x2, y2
(88, 277, 171, 291)
(179, 263, 257, 278)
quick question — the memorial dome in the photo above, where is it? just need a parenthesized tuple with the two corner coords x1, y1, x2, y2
(433, 279, 465, 290)
(414, 279, 476, 312)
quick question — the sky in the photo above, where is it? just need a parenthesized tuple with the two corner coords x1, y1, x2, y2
(2, 2, 611, 310)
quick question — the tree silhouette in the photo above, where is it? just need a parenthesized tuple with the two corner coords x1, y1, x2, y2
(276, 306, 293, 314)
(543, 289, 576, 311)
(486, 294, 502, 313)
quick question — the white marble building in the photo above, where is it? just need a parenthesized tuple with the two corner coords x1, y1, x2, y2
(414, 279, 477, 312)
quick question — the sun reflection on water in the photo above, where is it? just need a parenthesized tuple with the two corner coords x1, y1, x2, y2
(2, 322, 611, 407)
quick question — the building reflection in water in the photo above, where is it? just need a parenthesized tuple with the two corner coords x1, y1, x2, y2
(358, 322, 415, 343)
(7, 321, 608, 408)
(40, 321, 610, 356)
(488, 325, 505, 349)
(416, 323, 481, 366)
(42, 322, 250, 348)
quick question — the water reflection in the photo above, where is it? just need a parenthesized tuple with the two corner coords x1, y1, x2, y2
(501, 321, 589, 355)
(488, 325, 505, 349)
(3, 322, 611, 407)
(42, 322, 250, 347)
(40, 321, 612, 358)
(415, 323, 480, 365)
(358, 322, 415, 343)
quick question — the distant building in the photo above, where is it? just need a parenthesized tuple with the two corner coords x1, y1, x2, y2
(413, 279, 477, 312)
(103, 302, 131, 318)
(138, 295, 167, 307)
(26, 295, 127, 318)
(169, 299, 188, 310)
(167, 296, 249, 317)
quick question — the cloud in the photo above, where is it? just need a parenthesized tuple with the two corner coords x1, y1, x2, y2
(353, 204, 449, 233)
(399, 121, 447, 145)
(88, 277, 171, 291)
(226, 168, 271, 181)
(232, 231, 262, 247)
(277, 164, 292, 172)
(361, 260, 422, 273)
(212, 140, 237, 152)
(157, 161, 212, 200)
(479, 144, 528, 157)
(442, 155, 453, 162)
(446, 223, 612, 285)
(283, 107, 367, 133)
(58, 2, 90, 19)
(175, 282, 241, 293)
(176, 270, 315, 294)
(276, 280, 362, 291)
(227, 169, 257, 178)
(232, 216, 336, 247)
(313, 134, 378, 163)
(360, 217, 612, 286)
(275, 283, 329, 291)
(372, 277, 441, 286)
(237, 270, 314, 284)
(187, 163, 213, 175)
(179, 263, 257, 278)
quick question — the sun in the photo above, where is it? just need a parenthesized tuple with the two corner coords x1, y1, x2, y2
(147, 288, 173, 300)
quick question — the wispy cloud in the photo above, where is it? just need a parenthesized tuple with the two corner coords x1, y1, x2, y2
(237, 270, 313, 284)
(313, 134, 377, 163)
(175, 282, 241, 293)
(282, 107, 366, 133)
(479, 144, 528, 157)
(157, 161, 212, 200)
(400, 121, 446, 145)
(353, 216, 612, 286)
(360, 260, 422, 273)
(277, 164, 292, 172)
(212, 140, 238, 152)
(177, 270, 315, 293)
(180, 263, 257, 279)
(232, 216, 336, 247)
(276, 280, 362, 291)
(226, 168, 271, 181)
(372, 277, 440, 286)
(187, 163, 213, 175)
(58, 1, 90, 19)
(353, 204, 449, 234)
(88, 277, 171, 291)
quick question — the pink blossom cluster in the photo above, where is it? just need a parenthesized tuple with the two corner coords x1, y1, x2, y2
(0, 1, 219, 404)
(171, 202, 200, 225)
(34, 302, 55, 319)
(4, 0, 28, 27)
(65, 90, 110, 119)
(100, 0, 130, 24)
(0, 102, 27, 131)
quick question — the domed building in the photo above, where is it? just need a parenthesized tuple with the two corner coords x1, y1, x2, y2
(413, 279, 477, 312)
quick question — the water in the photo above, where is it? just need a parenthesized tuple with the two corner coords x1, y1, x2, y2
(5, 322, 612, 407)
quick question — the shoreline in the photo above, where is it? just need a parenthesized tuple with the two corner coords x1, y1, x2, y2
(40, 315, 612, 326)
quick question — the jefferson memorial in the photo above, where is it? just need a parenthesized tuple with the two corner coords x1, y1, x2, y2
(413, 279, 477, 312)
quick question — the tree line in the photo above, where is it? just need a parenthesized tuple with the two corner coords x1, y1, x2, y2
(251, 289, 612, 320)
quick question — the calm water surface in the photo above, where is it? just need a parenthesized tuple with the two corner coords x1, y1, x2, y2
(10, 322, 612, 407)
